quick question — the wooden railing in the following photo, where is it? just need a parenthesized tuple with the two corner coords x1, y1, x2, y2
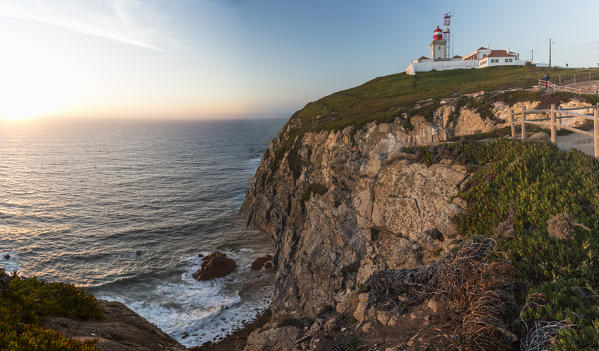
(538, 80, 599, 95)
(509, 104, 599, 158)
(557, 71, 599, 85)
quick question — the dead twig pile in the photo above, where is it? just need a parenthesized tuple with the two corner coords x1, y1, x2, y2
(519, 320, 573, 351)
(366, 239, 521, 350)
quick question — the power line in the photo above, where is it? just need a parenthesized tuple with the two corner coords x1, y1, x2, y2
(554, 40, 599, 47)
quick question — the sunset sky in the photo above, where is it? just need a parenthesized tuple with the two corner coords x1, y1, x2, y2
(0, 0, 598, 121)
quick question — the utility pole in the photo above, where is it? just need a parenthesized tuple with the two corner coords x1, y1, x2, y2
(531, 50, 534, 63)
(549, 37, 552, 68)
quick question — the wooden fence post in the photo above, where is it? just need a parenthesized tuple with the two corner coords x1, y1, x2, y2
(595, 107, 599, 159)
(521, 106, 527, 141)
(550, 104, 556, 143)
(509, 109, 516, 139)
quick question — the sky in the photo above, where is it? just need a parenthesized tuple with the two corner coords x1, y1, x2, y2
(0, 0, 598, 121)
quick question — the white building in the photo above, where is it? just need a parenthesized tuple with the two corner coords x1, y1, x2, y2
(478, 49, 519, 68)
(404, 26, 527, 75)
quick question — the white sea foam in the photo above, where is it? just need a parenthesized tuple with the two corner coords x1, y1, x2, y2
(96, 250, 273, 347)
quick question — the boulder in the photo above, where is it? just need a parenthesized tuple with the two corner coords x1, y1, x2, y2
(250, 255, 274, 270)
(244, 326, 301, 351)
(529, 132, 550, 143)
(192, 252, 236, 281)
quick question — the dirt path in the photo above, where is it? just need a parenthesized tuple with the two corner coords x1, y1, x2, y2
(556, 132, 595, 156)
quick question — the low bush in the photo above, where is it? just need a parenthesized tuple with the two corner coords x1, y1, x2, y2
(0, 270, 103, 350)
(404, 139, 599, 349)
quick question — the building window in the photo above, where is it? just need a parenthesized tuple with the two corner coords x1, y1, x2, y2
(509, 59, 513, 62)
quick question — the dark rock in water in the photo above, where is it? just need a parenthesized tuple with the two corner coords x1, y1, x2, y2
(264, 262, 273, 270)
(250, 255, 273, 271)
(198, 253, 204, 258)
(3, 254, 10, 260)
(192, 252, 236, 281)
(135, 250, 142, 256)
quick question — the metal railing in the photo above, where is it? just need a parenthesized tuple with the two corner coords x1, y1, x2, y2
(508, 104, 599, 158)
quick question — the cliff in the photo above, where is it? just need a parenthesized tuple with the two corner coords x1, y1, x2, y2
(241, 67, 599, 350)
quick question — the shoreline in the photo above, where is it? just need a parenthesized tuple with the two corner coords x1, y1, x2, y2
(190, 308, 271, 351)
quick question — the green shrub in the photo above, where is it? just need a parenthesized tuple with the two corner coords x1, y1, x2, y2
(0, 271, 103, 350)
(405, 140, 599, 349)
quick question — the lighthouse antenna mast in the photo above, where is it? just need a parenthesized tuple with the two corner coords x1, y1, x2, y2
(442, 10, 453, 58)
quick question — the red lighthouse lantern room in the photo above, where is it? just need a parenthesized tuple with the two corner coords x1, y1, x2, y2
(433, 26, 443, 40)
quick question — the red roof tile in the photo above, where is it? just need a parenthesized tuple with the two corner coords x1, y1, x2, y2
(480, 50, 517, 59)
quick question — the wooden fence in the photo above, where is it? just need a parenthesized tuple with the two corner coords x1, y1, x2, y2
(538, 80, 599, 95)
(557, 71, 599, 85)
(509, 104, 599, 157)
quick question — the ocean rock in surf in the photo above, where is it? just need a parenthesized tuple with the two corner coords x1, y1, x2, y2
(250, 255, 273, 270)
(264, 262, 273, 270)
(192, 252, 236, 281)
(3, 254, 9, 260)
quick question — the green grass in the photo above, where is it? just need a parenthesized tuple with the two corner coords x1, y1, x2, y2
(269, 66, 598, 179)
(287, 66, 596, 135)
(403, 140, 599, 349)
(0, 271, 103, 350)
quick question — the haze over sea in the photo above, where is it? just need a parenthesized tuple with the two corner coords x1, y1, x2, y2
(0, 118, 285, 347)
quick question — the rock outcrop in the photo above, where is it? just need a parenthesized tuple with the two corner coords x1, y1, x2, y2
(250, 255, 274, 270)
(240, 90, 593, 349)
(192, 252, 236, 281)
(42, 300, 186, 351)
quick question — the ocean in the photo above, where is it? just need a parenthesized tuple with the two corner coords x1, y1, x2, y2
(0, 117, 285, 347)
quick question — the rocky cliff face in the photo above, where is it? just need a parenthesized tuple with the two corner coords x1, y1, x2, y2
(240, 93, 590, 349)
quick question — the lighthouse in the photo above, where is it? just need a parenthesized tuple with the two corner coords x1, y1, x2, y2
(430, 26, 447, 60)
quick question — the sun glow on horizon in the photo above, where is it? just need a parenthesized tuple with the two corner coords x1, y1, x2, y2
(0, 22, 81, 121)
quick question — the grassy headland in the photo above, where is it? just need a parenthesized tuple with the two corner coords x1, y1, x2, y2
(273, 66, 599, 174)
(287, 66, 597, 133)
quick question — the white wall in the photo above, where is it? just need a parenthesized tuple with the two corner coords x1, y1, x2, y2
(482, 57, 526, 68)
(430, 40, 447, 60)
(405, 60, 478, 75)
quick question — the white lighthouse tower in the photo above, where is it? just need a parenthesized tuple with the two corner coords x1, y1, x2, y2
(430, 26, 447, 60)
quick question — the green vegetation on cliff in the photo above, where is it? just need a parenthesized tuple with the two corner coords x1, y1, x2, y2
(404, 140, 599, 349)
(0, 270, 103, 350)
(286, 66, 597, 134)
(273, 66, 598, 180)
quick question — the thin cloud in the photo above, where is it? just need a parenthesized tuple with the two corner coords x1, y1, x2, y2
(0, 0, 166, 52)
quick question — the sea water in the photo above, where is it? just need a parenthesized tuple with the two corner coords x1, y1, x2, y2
(0, 118, 284, 347)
